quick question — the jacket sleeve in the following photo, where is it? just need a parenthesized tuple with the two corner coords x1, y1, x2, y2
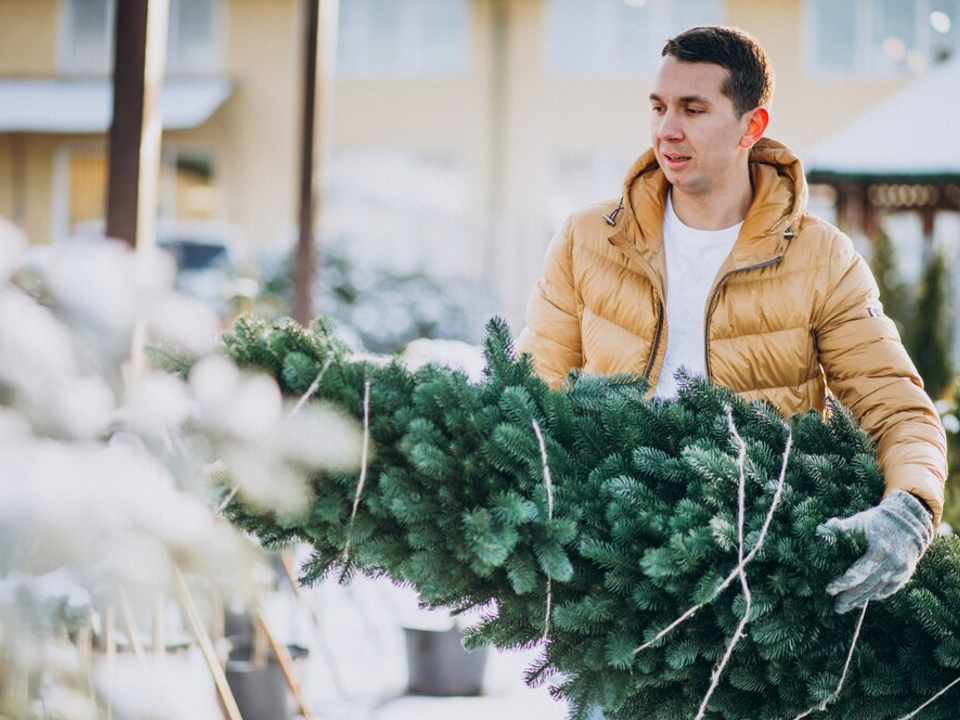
(814, 233, 947, 523)
(515, 216, 584, 389)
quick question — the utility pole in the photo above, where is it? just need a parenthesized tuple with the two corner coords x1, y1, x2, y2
(293, 0, 321, 325)
(105, 0, 168, 248)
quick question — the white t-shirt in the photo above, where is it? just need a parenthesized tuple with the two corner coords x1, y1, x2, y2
(653, 192, 742, 398)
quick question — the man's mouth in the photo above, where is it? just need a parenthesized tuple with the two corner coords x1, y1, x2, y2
(663, 153, 691, 163)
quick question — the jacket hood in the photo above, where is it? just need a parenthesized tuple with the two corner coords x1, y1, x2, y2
(616, 138, 809, 265)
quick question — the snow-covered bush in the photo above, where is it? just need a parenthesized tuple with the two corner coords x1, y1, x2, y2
(0, 221, 362, 718)
(260, 241, 493, 354)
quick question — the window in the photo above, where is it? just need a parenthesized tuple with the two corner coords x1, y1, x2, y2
(61, 0, 114, 75)
(543, 0, 720, 79)
(66, 148, 109, 231)
(336, 0, 470, 79)
(166, 0, 222, 75)
(807, 0, 960, 76)
(159, 150, 220, 220)
(59, 0, 223, 75)
(56, 145, 219, 238)
(542, 151, 636, 237)
(322, 149, 470, 276)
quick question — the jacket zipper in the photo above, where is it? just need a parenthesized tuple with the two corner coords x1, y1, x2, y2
(703, 257, 783, 381)
(606, 232, 666, 383)
(644, 298, 664, 380)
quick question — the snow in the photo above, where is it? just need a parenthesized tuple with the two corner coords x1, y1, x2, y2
(0, 216, 26, 279)
(187, 354, 365, 514)
(122, 372, 192, 441)
(190, 355, 284, 441)
(267, 574, 568, 720)
(0, 235, 565, 719)
(402, 337, 486, 383)
(0, 237, 267, 701)
(272, 403, 365, 473)
(147, 291, 220, 356)
(805, 57, 960, 176)
(94, 653, 222, 720)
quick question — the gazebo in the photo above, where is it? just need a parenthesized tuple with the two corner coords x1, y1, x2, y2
(805, 56, 960, 244)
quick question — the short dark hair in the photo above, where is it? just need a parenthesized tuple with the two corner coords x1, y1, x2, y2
(661, 25, 773, 116)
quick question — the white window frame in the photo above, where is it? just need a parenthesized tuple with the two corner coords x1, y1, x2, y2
(51, 141, 222, 243)
(803, 0, 960, 79)
(57, 0, 116, 75)
(57, 0, 224, 76)
(158, 145, 222, 221)
(335, 0, 471, 80)
(52, 140, 107, 242)
(165, 0, 225, 76)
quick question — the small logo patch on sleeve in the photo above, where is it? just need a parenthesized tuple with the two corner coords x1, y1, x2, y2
(867, 305, 883, 318)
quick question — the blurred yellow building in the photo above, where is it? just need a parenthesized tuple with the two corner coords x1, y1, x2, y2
(0, 0, 956, 324)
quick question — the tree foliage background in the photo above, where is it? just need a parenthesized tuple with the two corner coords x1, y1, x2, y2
(869, 227, 959, 529)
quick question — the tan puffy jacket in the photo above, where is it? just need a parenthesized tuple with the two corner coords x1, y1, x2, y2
(517, 139, 946, 521)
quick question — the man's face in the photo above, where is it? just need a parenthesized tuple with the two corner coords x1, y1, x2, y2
(649, 56, 752, 197)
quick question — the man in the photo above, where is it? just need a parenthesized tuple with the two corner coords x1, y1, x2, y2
(516, 25, 944, 614)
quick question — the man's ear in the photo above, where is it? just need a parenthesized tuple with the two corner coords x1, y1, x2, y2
(739, 107, 769, 149)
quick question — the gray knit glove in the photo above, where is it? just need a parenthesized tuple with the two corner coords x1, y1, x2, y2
(821, 490, 934, 614)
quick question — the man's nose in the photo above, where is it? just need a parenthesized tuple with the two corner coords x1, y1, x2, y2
(657, 112, 683, 141)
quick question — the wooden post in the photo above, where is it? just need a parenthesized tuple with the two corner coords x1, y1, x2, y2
(105, 0, 168, 248)
(292, 0, 321, 325)
(104, 605, 116, 720)
(152, 594, 166, 655)
(173, 567, 243, 720)
(486, 0, 509, 280)
(106, 0, 168, 380)
(256, 608, 315, 719)
(119, 588, 146, 659)
(834, 182, 850, 235)
(862, 195, 878, 240)
(77, 624, 94, 684)
(279, 551, 347, 695)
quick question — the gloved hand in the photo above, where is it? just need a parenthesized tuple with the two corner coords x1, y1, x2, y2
(821, 490, 934, 614)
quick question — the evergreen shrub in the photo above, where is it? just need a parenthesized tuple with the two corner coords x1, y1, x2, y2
(218, 315, 960, 719)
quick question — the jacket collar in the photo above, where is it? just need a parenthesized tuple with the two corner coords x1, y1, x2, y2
(613, 138, 808, 272)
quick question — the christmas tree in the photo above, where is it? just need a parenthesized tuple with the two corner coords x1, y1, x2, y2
(215, 314, 960, 719)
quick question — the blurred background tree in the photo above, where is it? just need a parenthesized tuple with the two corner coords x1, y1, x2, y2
(909, 251, 953, 400)
(871, 227, 909, 336)
(871, 233, 958, 529)
(260, 241, 489, 355)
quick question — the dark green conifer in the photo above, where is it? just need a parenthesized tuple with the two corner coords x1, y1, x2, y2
(217, 315, 960, 719)
(909, 251, 953, 400)
(870, 226, 908, 334)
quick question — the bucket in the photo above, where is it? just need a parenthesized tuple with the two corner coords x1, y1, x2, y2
(403, 627, 487, 696)
(225, 642, 309, 720)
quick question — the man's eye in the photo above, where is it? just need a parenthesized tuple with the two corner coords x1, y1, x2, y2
(652, 105, 665, 113)
(686, 108, 704, 115)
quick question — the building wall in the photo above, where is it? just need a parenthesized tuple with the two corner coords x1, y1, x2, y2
(0, 135, 58, 243)
(0, 0, 938, 327)
(725, 0, 905, 151)
(0, 0, 58, 76)
(218, 0, 300, 261)
(0, 0, 59, 242)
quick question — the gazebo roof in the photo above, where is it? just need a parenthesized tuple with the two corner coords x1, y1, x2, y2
(805, 57, 960, 180)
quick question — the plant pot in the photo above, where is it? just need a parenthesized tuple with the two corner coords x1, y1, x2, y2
(225, 643, 309, 720)
(403, 626, 487, 696)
